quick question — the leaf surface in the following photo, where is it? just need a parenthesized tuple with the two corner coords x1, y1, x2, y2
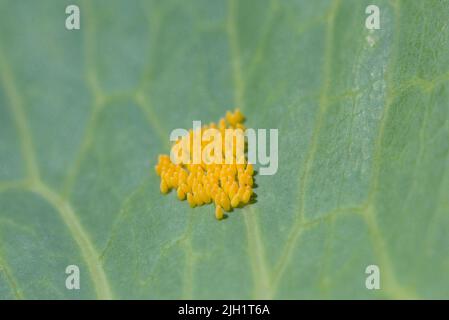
(0, 0, 448, 299)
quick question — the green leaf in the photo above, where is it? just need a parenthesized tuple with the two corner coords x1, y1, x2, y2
(0, 0, 448, 299)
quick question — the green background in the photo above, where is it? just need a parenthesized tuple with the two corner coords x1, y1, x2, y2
(0, 0, 448, 299)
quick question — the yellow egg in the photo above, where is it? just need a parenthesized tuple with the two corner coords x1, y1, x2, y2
(215, 205, 224, 220)
(155, 109, 256, 220)
(203, 192, 211, 204)
(177, 187, 186, 200)
(245, 164, 254, 175)
(221, 194, 231, 212)
(219, 118, 226, 129)
(160, 180, 168, 194)
(237, 187, 245, 198)
(225, 111, 233, 124)
(242, 188, 251, 204)
(187, 193, 196, 207)
(234, 108, 244, 122)
(180, 183, 189, 194)
(246, 175, 253, 187)
(194, 192, 203, 206)
(231, 194, 240, 208)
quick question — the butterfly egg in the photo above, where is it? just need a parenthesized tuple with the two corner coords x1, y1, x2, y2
(154, 164, 163, 176)
(187, 193, 196, 208)
(239, 172, 249, 184)
(242, 188, 251, 204)
(246, 175, 253, 187)
(180, 183, 189, 194)
(215, 205, 224, 220)
(238, 175, 246, 186)
(155, 109, 254, 220)
(206, 175, 215, 186)
(234, 108, 244, 122)
(216, 188, 223, 197)
(245, 164, 254, 176)
(219, 177, 226, 186)
(166, 173, 173, 188)
(204, 183, 212, 198)
(213, 195, 220, 207)
(222, 182, 230, 194)
(172, 175, 179, 188)
(203, 192, 211, 204)
(194, 192, 203, 206)
(229, 182, 238, 198)
(160, 180, 169, 194)
(219, 118, 226, 129)
(159, 154, 170, 165)
(225, 111, 234, 124)
(231, 194, 240, 208)
(228, 187, 236, 199)
(220, 193, 231, 212)
(177, 187, 186, 200)
(178, 175, 186, 186)
(179, 170, 188, 181)
(187, 174, 194, 186)
(220, 173, 228, 183)
(237, 186, 245, 198)
(191, 178, 198, 190)
(197, 185, 208, 203)
(210, 184, 218, 199)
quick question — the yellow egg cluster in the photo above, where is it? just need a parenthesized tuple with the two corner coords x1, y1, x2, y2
(154, 109, 255, 220)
